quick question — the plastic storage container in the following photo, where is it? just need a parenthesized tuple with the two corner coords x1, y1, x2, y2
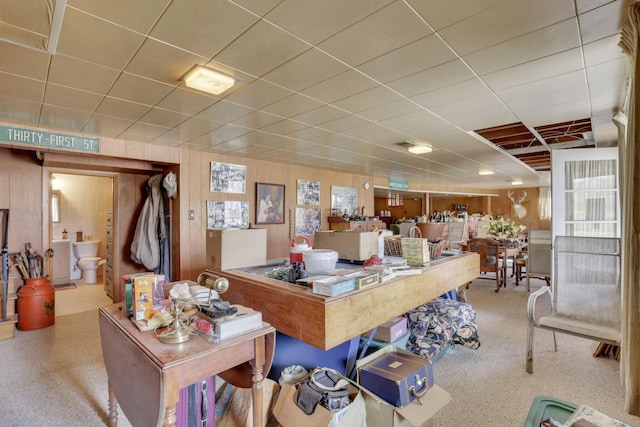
(524, 395, 578, 427)
(302, 249, 338, 274)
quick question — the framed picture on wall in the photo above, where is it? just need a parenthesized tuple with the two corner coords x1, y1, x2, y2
(297, 179, 320, 206)
(207, 201, 249, 229)
(210, 162, 246, 193)
(295, 208, 321, 236)
(255, 183, 285, 224)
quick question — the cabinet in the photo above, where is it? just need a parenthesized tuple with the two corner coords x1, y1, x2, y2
(327, 216, 382, 231)
(104, 210, 114, 298)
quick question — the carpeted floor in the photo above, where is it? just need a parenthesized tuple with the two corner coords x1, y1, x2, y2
(0, 277, 638, 426)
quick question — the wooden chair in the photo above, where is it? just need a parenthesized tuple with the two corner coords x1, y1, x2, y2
(526, 236, 621, 373)
(465, 237, 505, 293)
(525, 229, 552, 292)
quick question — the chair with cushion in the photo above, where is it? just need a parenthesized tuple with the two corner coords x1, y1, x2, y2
(465, 237, 505, 292)
(525, 229, 552, 292)
(526, 236, 621, 373)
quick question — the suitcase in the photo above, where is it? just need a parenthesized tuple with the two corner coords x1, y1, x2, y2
(176, 376, 216, 427)
(358, 351, 433, 407)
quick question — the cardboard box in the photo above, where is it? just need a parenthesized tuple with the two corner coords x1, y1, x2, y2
(314, 231, 379, 261)
(312, 276, 356, 296)
(205, 228, 267, 270)
(273, 382, 367, 427)
(357, 346, 452, 427)
(363, 317, 408, 343)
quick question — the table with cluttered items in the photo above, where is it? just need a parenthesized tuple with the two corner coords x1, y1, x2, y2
(98, 300, 275, 427)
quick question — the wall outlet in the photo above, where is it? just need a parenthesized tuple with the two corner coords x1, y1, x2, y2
(188, 210, 195, 220)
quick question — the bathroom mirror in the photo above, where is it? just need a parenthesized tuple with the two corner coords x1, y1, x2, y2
(51, 191, 60, 223)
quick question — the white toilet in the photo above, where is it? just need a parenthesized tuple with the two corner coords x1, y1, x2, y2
(72, 240, 103, 284)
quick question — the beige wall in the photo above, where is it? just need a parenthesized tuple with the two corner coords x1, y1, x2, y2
(1, 138, 549, 297)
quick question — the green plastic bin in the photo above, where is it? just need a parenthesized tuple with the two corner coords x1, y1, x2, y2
(524, 395, 578, 427)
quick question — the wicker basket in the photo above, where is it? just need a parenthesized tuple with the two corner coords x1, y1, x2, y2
(384, 236, 403, 256)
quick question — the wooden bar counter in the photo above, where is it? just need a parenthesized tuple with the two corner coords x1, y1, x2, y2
(207, 252, 479, 351)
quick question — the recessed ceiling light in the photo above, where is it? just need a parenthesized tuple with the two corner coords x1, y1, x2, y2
(182, 65, 235, 95)
(478, 169, 494, 175)
(408, 144, 432, 154)
(511, 179, 523, 186)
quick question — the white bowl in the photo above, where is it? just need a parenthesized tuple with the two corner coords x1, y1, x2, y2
(303, 249, 338, 274)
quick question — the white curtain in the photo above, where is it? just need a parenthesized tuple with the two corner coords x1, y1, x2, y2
(563, 160, 618, 237)
(618, 1, 640, 416)
(538, 187, 551, 220)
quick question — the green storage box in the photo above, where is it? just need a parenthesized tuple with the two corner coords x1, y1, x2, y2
(524, 395, 578, 427)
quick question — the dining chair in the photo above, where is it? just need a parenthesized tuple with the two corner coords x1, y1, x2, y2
(525, 229, 552, 292)
(465, 237, 505, 293)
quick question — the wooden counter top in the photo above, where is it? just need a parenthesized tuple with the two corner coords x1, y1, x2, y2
(206, 252, 479, 350)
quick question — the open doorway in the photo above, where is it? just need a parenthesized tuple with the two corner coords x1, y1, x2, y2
(49, 172, 114, 316)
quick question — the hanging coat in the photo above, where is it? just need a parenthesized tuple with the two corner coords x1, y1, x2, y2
(130, 174, 166, 270)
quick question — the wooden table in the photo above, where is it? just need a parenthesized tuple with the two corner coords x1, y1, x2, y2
(99, 304, 275, 427)
(208, 252, 479, 351)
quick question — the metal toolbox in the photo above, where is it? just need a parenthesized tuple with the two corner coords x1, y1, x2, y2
(358, 350, 433, 408)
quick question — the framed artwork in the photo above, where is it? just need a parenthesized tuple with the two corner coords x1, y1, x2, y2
(207, 201, 249, 229)
(210, 162, 246, 193)
(295, 208, 321, 236)
(331, 186, 357, 216)
(255, 183, 285, 224)
(297, 179, 320, 206)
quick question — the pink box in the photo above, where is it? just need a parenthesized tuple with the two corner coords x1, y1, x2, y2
(364, 317, 408, 343)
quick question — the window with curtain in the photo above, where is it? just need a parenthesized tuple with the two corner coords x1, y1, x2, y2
(538, 187, 551, 220)
(563, 159, 618, 237)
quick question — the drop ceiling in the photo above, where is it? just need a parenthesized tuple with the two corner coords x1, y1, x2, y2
(0, 0, 631, 190)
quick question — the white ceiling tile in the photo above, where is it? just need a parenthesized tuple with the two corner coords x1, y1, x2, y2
(387, 59, 476, 97)
(0, 42, 50, 80)
(138, 107, 191, 128)
(318, 1, 433, 66)
(406, 0, 502, 31)
(124, 38, 208, 85)
(316, 114, 371, 133)
(232, 0, 282, 17)
(119, 122, 171, 143)
(261, 93, 325, 118)
(429, 93, 517, 130)
(482, 49, 584, 91)
(38, 105, 92, 132)
(438, 0, 575, 56)
(265, 0, 393, 45)
(262, 48, 349, 91)
(48, 54, 121, 94)
(260, 119, 309, 135)
(223, 79, 293, 110)
(356, 34, 457, 83)
(333, 86, 404, 114)
(358, 99, 423, 122)
(291, 105, 349, 126)
(56, 8, 145, 69)
(0, 72, 45, 102)
(197, 100, 254, 123)
(108, 72, 176, 106)
(463, 19, 581, 76)
(0, 95, 42, 124)
(149, 0, 259, 58)
(68, 0, 171, 34)
(213, 20, 310, 77)
(578, 1, 626, 44)
(301, 69, 379, 103)
(586, 57, 628, 84)
(44, 83, 104, 112)
(583, 34, 626, 67)
(82, 114, 135, 138)
(497, 71, 589, 110)
(516, 99, 592, 127)
(411, 79, 490, 109)
(156, 88, 218, 115)
(231, 110, 283, 130)
(94, 97, 150, 121)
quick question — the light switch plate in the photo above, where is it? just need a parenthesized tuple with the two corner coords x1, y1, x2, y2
(188, 210, 195, 220)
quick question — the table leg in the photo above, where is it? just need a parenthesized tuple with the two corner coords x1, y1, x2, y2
(251, 335, 266, 427)
(108, 381, 118, 427)
(162, 405, 177, 427)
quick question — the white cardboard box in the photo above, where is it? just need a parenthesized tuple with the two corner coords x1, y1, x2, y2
(205, 228, 267, 270)
(356, 346, 452, 427)
(314, 230, 379, 261)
